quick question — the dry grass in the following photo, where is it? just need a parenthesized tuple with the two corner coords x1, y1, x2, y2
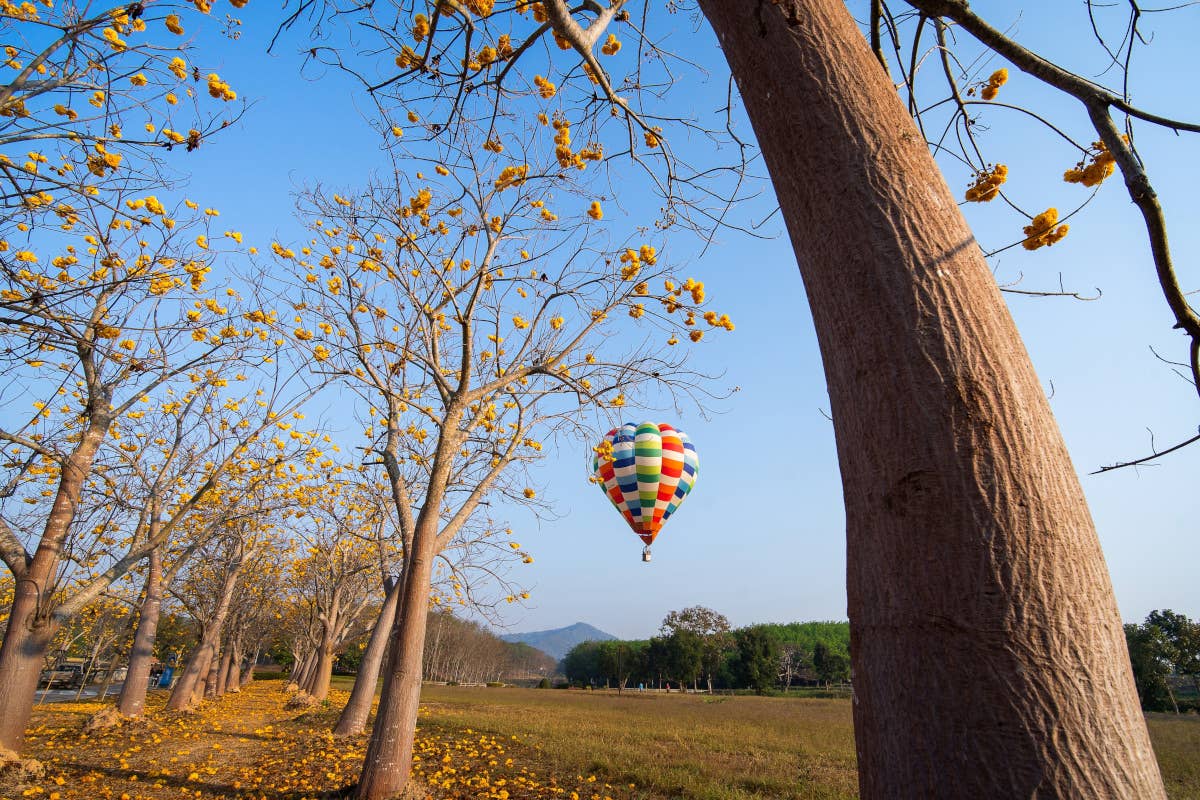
(414, 687, 859, 800)
(1148, 713, 1200, 800)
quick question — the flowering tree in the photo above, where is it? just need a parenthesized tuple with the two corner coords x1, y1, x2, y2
(0, 0, 245, 220)
(266, 113, 731, 794)
(279, 477, 382, 703)
(0, 173, 320, 750)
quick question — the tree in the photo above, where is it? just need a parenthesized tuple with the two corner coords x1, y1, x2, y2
(776, 644, 810, 691)
(267, 122, 728, 797)
(280, 479, 381, 702)
(661, 606, 732, 692)
(1124, 623, 1175, 713)
(0, 0, 245, 222)
(732, 626, 779, 694)
(812, 642, 850, 687)
(1146, 609, 1200, 698)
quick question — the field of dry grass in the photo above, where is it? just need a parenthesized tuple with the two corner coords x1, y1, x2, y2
(411, 686, 859, 800)
(2, 681, 1197, 800)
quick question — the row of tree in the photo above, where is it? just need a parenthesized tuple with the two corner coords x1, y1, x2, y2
(561, 607, 850, 693)
(3, 0, 1196, 795)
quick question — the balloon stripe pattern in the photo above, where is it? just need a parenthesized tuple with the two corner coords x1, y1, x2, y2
(593, 422, 698, 546)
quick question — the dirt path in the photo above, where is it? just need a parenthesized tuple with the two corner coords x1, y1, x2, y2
(1, 683, 636, 800)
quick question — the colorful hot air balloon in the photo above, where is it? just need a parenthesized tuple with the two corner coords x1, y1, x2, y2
(592, 422, 699, 561)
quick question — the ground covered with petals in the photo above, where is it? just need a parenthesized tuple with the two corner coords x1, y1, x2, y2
(3, 683, 639, 800)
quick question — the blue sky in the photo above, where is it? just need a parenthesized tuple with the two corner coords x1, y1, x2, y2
(157, 0, 1198, 640)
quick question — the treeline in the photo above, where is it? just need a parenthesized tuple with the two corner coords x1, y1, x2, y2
(422, 611, 557, 684)
(1125, 609, 1200, 713)
(561, 606, 850, 693)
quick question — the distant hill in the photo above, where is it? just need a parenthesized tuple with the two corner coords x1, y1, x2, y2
(499, 622, 617, 661)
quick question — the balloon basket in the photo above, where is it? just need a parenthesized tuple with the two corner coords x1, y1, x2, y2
(642, 545, 652, 563)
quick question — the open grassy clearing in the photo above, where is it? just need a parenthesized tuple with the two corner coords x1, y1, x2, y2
(408, 685, 859, 800)
(2, 681, 1198, 800)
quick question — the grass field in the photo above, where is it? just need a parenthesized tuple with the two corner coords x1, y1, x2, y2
(3, 681, 1198, 800)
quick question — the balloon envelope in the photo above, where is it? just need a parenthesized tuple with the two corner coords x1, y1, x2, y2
(592, 422, 699, 546)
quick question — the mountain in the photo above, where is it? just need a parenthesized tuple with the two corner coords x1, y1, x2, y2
(499, 622, 617, 661)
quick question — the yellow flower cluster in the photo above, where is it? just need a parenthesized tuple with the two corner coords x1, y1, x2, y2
(494, 164, 529, 191)
(552, 118, 591, 170)
(206, 73, 236, 101)
(165, 13, 184, 34)
(981, 68, 1008, 101)
(964, 163, 1007, 202)
(1063, 138, 1126, 187)
(534, 74, 556, 99)
(703, 310, 735, 330)
(644, 127, 663, 148)
(395, 45, 423, 69)
(601, 33, 621, 55)
(413, 13, 430, 41)
(587, 201, 603, 220)
(593, 439, 615, 462)
(1022, 207, 1069, 250)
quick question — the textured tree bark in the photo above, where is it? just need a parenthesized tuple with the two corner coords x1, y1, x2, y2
(117, 548, 164, 717)
(696, 0, 1165, 796)
(335, 579, 401, 737)
(354, 529, 436, 800)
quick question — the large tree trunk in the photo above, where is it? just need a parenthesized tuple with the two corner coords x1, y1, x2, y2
(335, 579, 402, 737)
(0, 421, 107, 753)
(0, 594, 57, 752)
(117, 548, 164, 717)
(354, 530, 436, 800)
(697, 0, 1164, 796)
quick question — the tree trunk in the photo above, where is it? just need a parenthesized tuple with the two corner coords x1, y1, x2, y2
(354, 530, 436, 800)
(167, 561, 240, 711)
(223, 637, 242, 693)
(118, 548, 163, 717)
(0, 420, 107, 753)
(697, 0, 1165, 796)
(203, 637, 222, 700)
(0, 594, 56, 751)
(292, 649, 316, 692)
(215, 637, 234, 698)
(335, 579, 401, 736)
(240, 647, 259, 687)
(307, 642, 335, 702)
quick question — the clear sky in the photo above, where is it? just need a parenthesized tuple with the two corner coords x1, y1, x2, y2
(153, 0, 1197, 641)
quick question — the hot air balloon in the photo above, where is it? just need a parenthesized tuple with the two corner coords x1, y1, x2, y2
(592, 422, 699, 562)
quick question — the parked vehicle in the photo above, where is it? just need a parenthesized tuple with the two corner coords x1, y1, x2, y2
(38, 663, 85, 689)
